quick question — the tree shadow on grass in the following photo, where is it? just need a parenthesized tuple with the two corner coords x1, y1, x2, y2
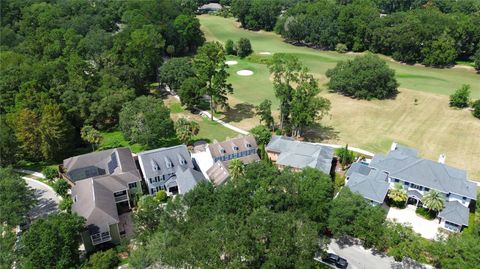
(302, 123, 339, 142)
(222, 103, 255, 122)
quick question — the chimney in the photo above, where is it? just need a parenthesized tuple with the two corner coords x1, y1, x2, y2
(438, 154, 446, 164)
(390, 142, 398, 151)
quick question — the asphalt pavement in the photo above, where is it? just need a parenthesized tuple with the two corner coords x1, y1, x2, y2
(24, 177, 60, 219)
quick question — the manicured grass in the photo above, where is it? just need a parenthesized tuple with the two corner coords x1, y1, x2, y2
(199, 14, 480, 180)
(169, 102, 185, 113)
(195, 117, 239, 142)
(200, 15, 480, 98)
(100, 130, 145, 153)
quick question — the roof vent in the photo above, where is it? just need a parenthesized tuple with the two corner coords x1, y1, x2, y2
(438, 154, 446, 164)
(390, 142, 398, 151)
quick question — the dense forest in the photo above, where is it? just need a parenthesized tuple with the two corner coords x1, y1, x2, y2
(0, 0, 205, 165)
(231, 0, 480, 67)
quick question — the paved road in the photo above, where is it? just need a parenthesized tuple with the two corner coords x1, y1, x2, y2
(327, 239, 433, 269)
(24, 177, 60, 219)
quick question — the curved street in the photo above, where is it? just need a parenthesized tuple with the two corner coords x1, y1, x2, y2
(24, 177, 60, 219)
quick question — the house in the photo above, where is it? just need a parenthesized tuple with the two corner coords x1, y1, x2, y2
(63, 148, 142, 252)
(346, 142, 477, 232)
(206, 136, 260, 185)
(137, 145, 206, 195)
(265, 135, 335, 175)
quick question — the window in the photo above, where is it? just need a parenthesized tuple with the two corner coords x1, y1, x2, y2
(424, 187, 430, 191)
(151, 188, 155, 194)
(149, 178, 152, 184)
(220, 148, 226, 154)
(246, 143, 251, 148)
(446, 193, 450, 198)
(233, 146, 239, 151)
(128, 182, 137, 189)
(463, 196, 467, 201)
(114, 190, 127, 197)
(394, 178, 399, 183)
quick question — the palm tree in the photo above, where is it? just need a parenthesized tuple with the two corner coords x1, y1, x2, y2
(388, 183, 408, 203)
(228, 159, 244, 181)
(174, 118, 200, 145)
(422, 190, 444, 212)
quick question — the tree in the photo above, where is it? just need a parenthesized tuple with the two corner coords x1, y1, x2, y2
(225, 39, 235, 55)
(472, 99, 480, 119)
(474, 47, 480, 71)
(353, 205, 386, 248)
(174, 118, 200, 145)
(255, 99, 274, 130)
(0, 168, 36, 226)
(59, 197, 73, 213)
(335, 43, 348, 53)
(80, 125, 102, 151)
(328, 187, 369, 236)
(228, 159, 245, 180)
(172, 14, 205, 54)
(0, 116, 17, 166)
(42, 167, 58, 181)
(133, 195, 163, 239)
(53, 179, 69, 198)
(336, 145, 355, 170)
(159, 57, 195, 92)
(250, 125, 272, 145)
(155, 190, 168, 203)
(193, 42, 233, 120)
(422, 32, 457, 67)
(84, 249, 119, 269)
(178, 77, 205, 111)
(388, 183, 408, 203)
(14, 108, 42, 161)
(449, 84, 470, 108)
(236, 38, 252, 58)
(119, 96, 175, 148)
(39, 103, 74, 161)
(19, 213, 84, 269)
(422, 189, 444, 212)
(326, 54, 399, 100)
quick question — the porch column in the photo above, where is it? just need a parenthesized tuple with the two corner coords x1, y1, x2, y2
(126, 189, 131, 209)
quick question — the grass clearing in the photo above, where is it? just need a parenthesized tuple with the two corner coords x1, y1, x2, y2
(199, 14, 480, 180)
(200, 15, 480, 98)
(100, 130, 145, 153)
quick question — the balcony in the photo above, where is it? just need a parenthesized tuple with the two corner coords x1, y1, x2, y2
(114, 194, 128, 203)
(91, 231, 112, 245)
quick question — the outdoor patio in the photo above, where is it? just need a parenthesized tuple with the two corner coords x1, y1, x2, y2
(386, 205, 440, 240)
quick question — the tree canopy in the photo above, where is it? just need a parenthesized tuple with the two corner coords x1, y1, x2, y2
(326, 54, 399, 100)
(0, 168, 36, 226)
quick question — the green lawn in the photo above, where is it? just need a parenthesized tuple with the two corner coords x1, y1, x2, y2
(99, 130, 145, 153)
(200, 15, 480, 98)
(199, 14, 480, 180)
(195, 117, 239, 142)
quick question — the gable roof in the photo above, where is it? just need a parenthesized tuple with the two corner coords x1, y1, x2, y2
(266, 135, 334, 174)
(208, 135, 258, 159)
(346, 166, 389, 203)
(63, 148, 139, 182)
(438, 201, 469, 226)
(71, 178, 119, 234)
(137, 145, 206, 194)
(370, 145, 476, 200)
(206, 161, 230, 186)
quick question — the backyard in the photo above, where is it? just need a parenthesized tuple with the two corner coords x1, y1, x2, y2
(198, 15, 480, 180)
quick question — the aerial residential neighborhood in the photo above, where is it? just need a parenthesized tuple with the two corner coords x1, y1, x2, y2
(1, 1, 479, 269)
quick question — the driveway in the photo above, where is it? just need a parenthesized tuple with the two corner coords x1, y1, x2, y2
(386, 205, 440, 240)
(326, 238, 433, 269)
(24, 177, 60, 219)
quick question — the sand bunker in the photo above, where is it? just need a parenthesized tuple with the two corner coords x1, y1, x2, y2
(236, 70, 254, 76)
(259, 51, 272, 55)
(225, 60, 238, 65)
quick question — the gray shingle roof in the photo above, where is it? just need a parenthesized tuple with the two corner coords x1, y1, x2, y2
(370, 145, 476, 200)
(206, 161, 230, 186)
(208, 135, 258, 159)
(266, 136, 334, 174)
(346, 162, 372, 178)
(346, 168, 389, 203)
(71, 178, 119, 234)
(438, 201, 469, 226)
(137, 145, 206, 194)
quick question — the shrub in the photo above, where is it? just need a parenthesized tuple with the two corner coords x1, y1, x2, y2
(326, 54, 399, 100)
(42, 166, 58, 181)
(449, 84, 470, 108)
(53, 179, 69, 197)
(236, 38, 252, 58)
(59, 197, 73, 213)
(335, 145, 355, 170)
(334, 173, 345, 194)
(416, 207, 436, 220)
(335, 43, 347, 53)
(474, 47, 480, 71)
(84, 249, 119, 269)
(225, 39, 236, 55)
(472, 99, 480, 119)
(155, 190, 168, 203)
(250, 125, 272, 145)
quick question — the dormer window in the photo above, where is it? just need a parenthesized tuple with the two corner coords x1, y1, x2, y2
(246, 143, 252, 148)
(220, 148, 226, 154)
(179, 158, 187, 165)
(233, 146, 239, 151)
(151, 160, 160, 171)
